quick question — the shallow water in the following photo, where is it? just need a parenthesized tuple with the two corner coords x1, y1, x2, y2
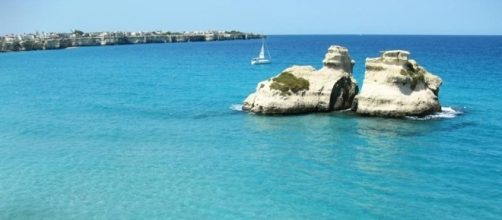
(0, 35, 501, 219)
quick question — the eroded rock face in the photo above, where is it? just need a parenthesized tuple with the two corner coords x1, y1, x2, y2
(243, 45, 358, 115)
(352, 50, 442, 117)
(322, 46, 355, 73)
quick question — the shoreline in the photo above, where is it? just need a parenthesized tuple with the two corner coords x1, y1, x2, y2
(0, 30, 262, 53)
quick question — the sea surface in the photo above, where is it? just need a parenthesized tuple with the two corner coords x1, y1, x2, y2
(0, 35, 501, 219)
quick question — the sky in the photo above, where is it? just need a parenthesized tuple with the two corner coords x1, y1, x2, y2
(1, 0, 501, 35)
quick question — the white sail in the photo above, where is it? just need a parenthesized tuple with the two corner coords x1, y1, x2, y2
(251, 37, 271, 65)
(258, 44, 266, 59)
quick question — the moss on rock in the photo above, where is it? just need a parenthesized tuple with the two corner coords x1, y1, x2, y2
(269, 72, 310, 96)
(366, 65, 385, 71)
(400, 62, 425, 90)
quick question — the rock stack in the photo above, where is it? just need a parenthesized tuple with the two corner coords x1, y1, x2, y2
(242, 46, 358, 114)
(352, 50, 442, 117)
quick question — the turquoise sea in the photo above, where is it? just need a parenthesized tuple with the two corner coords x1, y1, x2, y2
(1, 35, 501, 219)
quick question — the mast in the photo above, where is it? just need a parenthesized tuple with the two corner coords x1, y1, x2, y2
(265, 36, 271, 60)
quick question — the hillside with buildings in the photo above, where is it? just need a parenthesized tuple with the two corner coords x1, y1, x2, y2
(0, 30, 262, 52)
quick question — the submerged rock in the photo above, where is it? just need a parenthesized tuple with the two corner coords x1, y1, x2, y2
(243, 45, 358, 115)
(352, 50, 442, 117)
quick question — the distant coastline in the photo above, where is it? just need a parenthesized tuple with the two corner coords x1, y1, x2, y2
(0, 30, 262, 53)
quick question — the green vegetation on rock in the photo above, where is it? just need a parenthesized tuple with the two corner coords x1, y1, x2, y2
(225, 30, 243, 34)
(400, 62, 425, 90)
(269, 72, 309, 96)
(366, 65, 385, 71)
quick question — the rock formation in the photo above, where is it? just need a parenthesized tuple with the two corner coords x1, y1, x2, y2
(243, 45, 358, 114)
(352, 50, 442, 117)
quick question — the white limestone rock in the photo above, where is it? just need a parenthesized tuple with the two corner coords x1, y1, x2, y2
(243, 45, 358, 115)
(352, 50, 442, 117)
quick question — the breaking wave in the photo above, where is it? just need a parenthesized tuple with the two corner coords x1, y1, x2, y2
(406, 107, 464, 120)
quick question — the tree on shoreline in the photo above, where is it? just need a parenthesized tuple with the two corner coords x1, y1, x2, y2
(73, 30, 84, 37)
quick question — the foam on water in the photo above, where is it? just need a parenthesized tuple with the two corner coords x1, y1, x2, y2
(406, 106, 463, 120)
(229, 104, 243, 112)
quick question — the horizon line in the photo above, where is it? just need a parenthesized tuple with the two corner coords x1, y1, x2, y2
(267, 33, 502, 37)
(2, 30, 501, 37)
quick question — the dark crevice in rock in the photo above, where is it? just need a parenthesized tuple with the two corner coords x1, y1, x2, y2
(329, 78, 357, 111)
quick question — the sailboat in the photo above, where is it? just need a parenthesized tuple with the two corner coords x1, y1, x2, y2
(251, 37, 271, 65)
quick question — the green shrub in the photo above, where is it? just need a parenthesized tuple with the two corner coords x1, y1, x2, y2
(366, 65, 384, 71)
(400, 69, 413, 76)
(400, 62, 425, 90)
(269, 72, 309, 96)
(225, 30, 242, 34)
(73, 30, 84, 37)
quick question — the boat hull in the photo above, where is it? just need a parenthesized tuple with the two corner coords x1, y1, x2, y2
(251, 59, 271, 65)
